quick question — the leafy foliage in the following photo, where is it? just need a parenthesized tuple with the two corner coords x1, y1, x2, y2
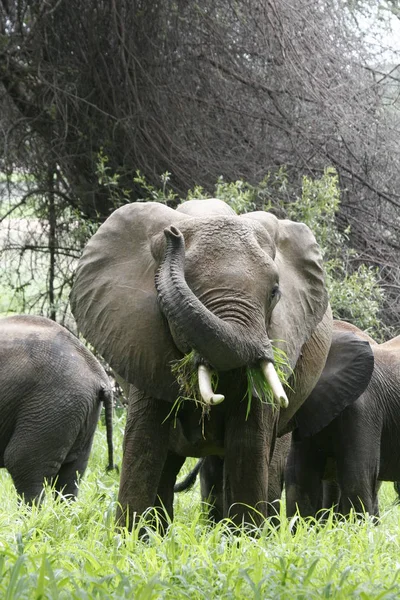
(214, 169, 291, 214)
(285, 169, 384, 336)
(133, 171, 179, 205)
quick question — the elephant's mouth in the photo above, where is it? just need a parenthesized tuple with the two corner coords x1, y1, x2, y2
(197, 360, 288, 408)
(155, 224, 289, 409)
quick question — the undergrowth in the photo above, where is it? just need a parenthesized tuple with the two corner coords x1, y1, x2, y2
(1, 413, 400, 599)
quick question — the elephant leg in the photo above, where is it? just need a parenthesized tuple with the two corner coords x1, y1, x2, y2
(53, 440, 94, 499)
(333, 414, 380, 519)
(394, 481, 400, 504)
(200, 456, 224, 523)
(155, 451, 186, 531)
(267, 467, 284, 524)
(321, 480, 341, 512)
(373, 482, 382, 515)
(337, 455, 380, 518)
(8, 470, 48, 505)
(116, 388, 172, 531)
(54, 462, 80, 498)
(285, 432, 326, 519)
(4, 433, 65, 504)
(223, 401, 275, 529)
(267, 433, 291, 523)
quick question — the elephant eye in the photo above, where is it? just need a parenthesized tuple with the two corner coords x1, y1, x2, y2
(271, 284, 281, 306)
(271, 284, 280, 299)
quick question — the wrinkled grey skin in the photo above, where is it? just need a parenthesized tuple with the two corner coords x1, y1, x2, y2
(284, 320, 399, 519)
(70, 199, 334, 531)
(174, 433, 292, 522)
(0, 315, 114, 502)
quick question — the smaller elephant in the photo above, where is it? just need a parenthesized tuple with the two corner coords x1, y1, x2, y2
(174, 433, 292, 522)
(0, 314, 115, 502)
(285, 320, 400, 519)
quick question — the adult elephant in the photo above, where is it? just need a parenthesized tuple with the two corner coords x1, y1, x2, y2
(70, 198, 335, 531)
(0, 315, 115, 503)
(284, 320, 398, 519)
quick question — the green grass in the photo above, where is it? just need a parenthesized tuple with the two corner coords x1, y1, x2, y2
(1, 412, 400, 599)
(171, 347, 292, 424)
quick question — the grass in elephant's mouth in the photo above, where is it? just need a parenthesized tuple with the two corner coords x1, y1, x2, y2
(170, 346, 292, 424)
(245, 346, 292, 419)
(168, 350, 215, 430)
(170, 350, 211, 404)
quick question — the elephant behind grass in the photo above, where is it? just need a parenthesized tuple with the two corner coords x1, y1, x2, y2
(70, 198, 340, 531)
(285, 320, 400, 520)
(0, 314, 115, 503)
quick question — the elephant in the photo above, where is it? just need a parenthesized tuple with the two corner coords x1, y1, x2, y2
(284, 320, 400, 520)
(70, 198, 336, 531)
(174, 433, 292, 522)
(0, 314, 115, 503)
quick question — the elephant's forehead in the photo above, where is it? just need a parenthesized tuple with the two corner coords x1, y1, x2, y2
(179, 215, 272, 250)
(180, 216, 277, 286)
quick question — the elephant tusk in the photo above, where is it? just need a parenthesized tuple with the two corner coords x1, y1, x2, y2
(198, 364, 225, 406)
(260, 360, 289, 408)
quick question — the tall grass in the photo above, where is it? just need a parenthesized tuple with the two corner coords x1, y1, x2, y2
(1, 412, 400, 599)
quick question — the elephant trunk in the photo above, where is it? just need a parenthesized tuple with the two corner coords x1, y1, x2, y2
(155, 225, 274, 372)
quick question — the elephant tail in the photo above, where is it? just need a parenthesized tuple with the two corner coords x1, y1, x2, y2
(174, 458, 205, 493)
(100, 384, 118, 473)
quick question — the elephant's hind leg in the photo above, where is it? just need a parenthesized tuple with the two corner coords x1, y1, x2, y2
(4, 436, 63, 504)
(335, 412, 380, 520)
(53, 440, 94, 499)
(199, 456, 224, 523)
(337, 457, 380, 518)
(54, 461, 80, 498)
(155, 451, 185, 531)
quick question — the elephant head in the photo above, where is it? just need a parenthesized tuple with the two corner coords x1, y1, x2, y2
(70, 199, 330, 407)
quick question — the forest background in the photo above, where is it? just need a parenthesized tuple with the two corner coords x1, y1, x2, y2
(1, 0, 400, 342)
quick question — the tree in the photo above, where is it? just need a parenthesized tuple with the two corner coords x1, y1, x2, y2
(0, 0, 399, 330)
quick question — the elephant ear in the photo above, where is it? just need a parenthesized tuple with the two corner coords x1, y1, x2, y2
(294, 330, 374, 438)
(70, 202, 188, 400)
(242, 211, 328, 369)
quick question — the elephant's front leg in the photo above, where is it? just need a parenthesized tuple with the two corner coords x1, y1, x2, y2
(116, 388, 172, 531)
(224, 400, 276, 529)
